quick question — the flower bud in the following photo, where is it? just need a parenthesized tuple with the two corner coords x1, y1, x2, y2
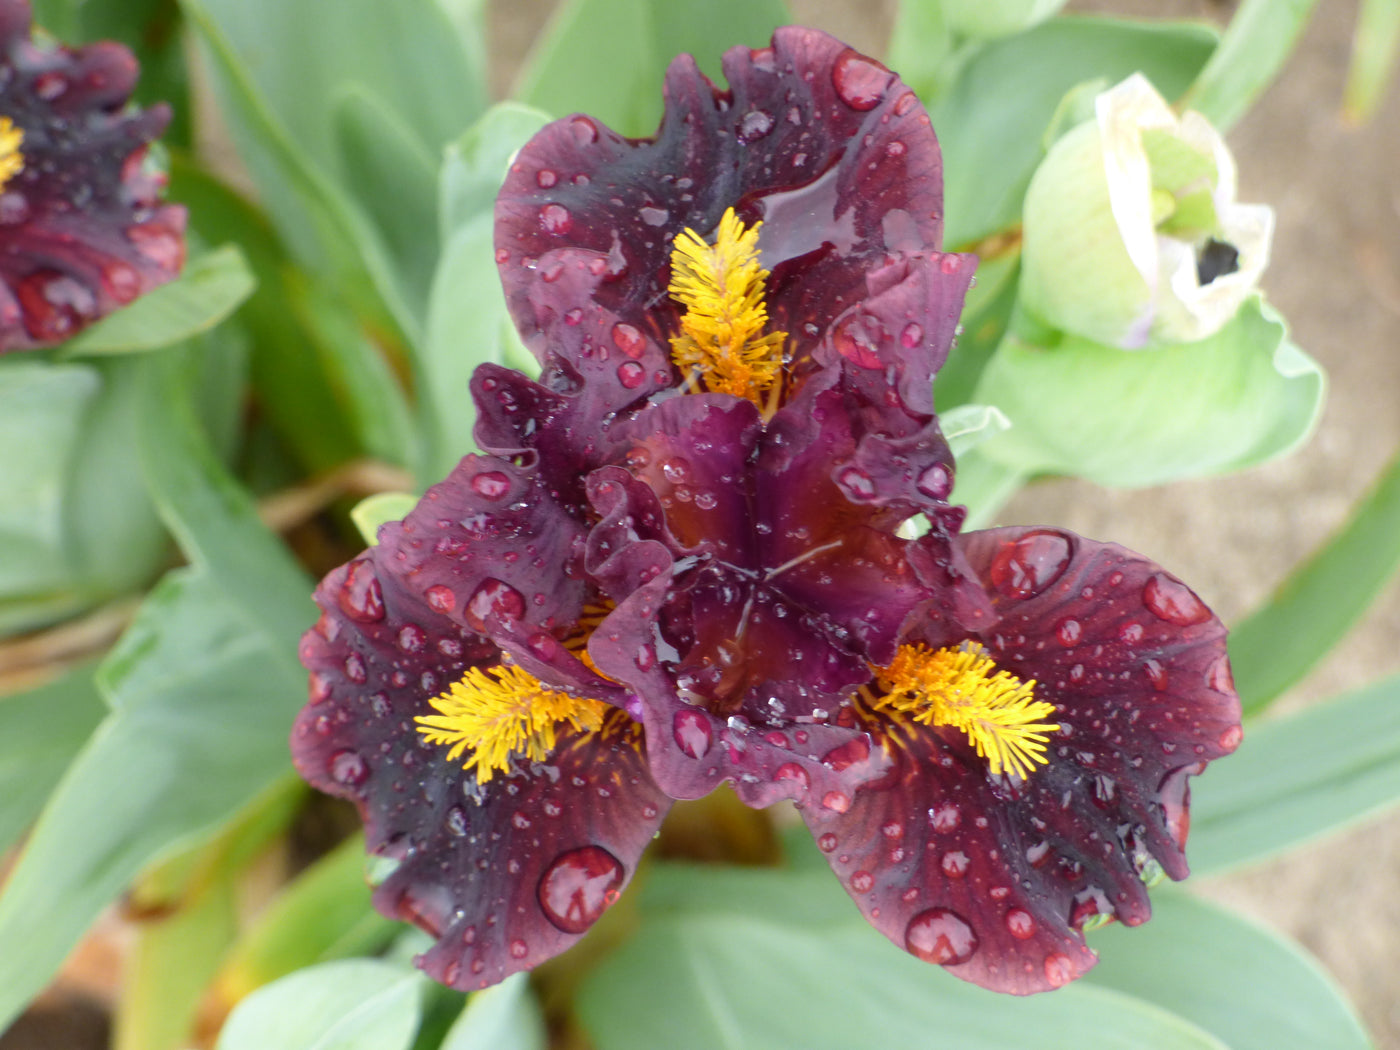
(1019, 73, 1273, 349)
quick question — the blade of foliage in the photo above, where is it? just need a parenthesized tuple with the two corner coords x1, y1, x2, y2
(579, 864, 1227, 1050)
(115, 864, 240, 1050)
(213, 834, 399, 1007)
(421, 105, 550, 482)
(0, 361, 101, 632)
(439, 975, 546, 1050)
(937, 251, 1021, 410)
(515, 0, 790, 135)
(333, 86, 441, 330)
(930, 17, 1218, 249)
(949, 446, 1029, 530)
(351, 493, 420, 547)
(1188, 671, 1400, 876)
(0, 663, 105, 856)
(59, 245, 256, 357)
(1345, 0, 1400, 122)
(972, 298, 1324, 488)
(1229, 445, 1400, 714)
(1179, 0, 1319, 132)
(886, 0, 955, 101)
(1086, 890, 1372, 1050)
(215, 959, 424, 1050)
(0, 350, 310, 1029)
(169, 158, 362, 473)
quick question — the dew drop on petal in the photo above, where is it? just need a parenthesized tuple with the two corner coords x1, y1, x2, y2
(329, 749, 368, 786)
(536, 169, 557, 188)
(838, 467, 876, 499)
(509, 939, 529, 959)
(537, 846, 625, 934)
(1207, 654, 1235, 694)
(941, 851, 969, 878)
(929, 802, 960, 832)
(1005, 908, 1036, 940)
(426, 584, 456, 613)
(989, 530, 1072, 599)
(739, 108, 775, 141)
(464, 579, 526, 631)
(471, 471, 511, 500)
(1055, 618, 1081, 647)
(818, 833, 838, 852)
(1044, 952, 1075, 988)
(916, 463, 951, 500)
(612, 322, 646, 359)
(397, 624, 426, 652)
(822, 791, 852, 813)
(617, 361, 646, 388)
(851, 870, 874, 893)
(774, 762, 810, 791)
(540, 204, 572, 235)
(1142, 573, 1211, 626)
(570, 116, 598, 145)
(673, 708, 712, 759)
(1218, 724, 1243, 751)
(905, 908, 978, 965)
(337, 559, 385, 622)
(832, 49, 890, 111)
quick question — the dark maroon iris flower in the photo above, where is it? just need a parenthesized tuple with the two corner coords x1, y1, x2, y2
(293, 26, 1242, 997)
(293, 452, 669, 991)
(0, 0, 185, 352)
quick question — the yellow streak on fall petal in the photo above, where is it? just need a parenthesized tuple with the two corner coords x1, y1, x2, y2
(870, 642, 1060, 780)
(0, 118, 24, 192)
(668, 207, 786, 406)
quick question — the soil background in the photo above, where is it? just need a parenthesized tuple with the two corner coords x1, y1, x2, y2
(497, 0, 1400, 1043)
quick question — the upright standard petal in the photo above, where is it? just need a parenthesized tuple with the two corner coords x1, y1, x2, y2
(0, 0, 185, 351)
(802, 528, 1241, 993)
(292, 455, 669, 990)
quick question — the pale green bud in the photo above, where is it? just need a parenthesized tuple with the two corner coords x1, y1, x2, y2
(1020, 74, 1273, 349)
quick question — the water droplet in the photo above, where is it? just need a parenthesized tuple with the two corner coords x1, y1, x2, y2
(342, 651, 367, 683)
(397, 624, 426, 652)
(911, 463, 950, 500)
(509, 939, 529, 959)
(818, 833, 838, 852)
(1006, 908, 1036, 939)
(939, 254, 962, 274)
(673, 709, 713, 759)
(126, 221, 184, 271)
(446, 806, 468, 836)
(1119, 622, 1144, 644)
(569, 116, 598, 145)
(1207, 654, 1235, 694)
(101, 260, 140, 303)
(835, 466, 876, 500)
(463, 579, 526, 631)
(537, 845, 625, 933)
(929, 803, 960, 832)
(307, 672, 332, 703)
(329, 749, 368, 786)
(774, 762, 810, 791)
(617, 361, 646, 388)
(540, 203, 572, 235)
(989, 530, 1072, 599)
(1044, 952, 1074, 988)
(832, 49, 891, 111)
(611, 322, 646, 359)
(1055, 618, 1081, 647)
(905, 908, 978, 965)
(1218, 724, 1242, 751)
(894, 91, 918, 116)
(1143, 658, 1168, 690)
(426, 584, 456, 613)
(471, 470, 511, 500)
(511, 811, 532, 830)
(739, 108, 774, 141)
(639, 206, 669, 226)
(851, 870, 874, 893)
(536, 169, 558, 188)
(661, 457, 690, 483)
(831, 312, 884, 369)
(564, 307, 584, 326)
(822, 736, 870, 772)
(337, 559, 385, 622)
(940, 851, 969, 878)
(900, 322, 923, 348)
(1142, 573, 1210, 626)
(694, 491, 718, 510)
(822, 791, 852, 813)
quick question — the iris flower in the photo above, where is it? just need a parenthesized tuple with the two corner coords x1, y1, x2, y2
(294, 27, 1241, 996)
(0, 0, 185, 352)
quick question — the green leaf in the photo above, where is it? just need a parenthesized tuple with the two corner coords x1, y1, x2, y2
(419, 105, 550, 482)
(971, 297, 1325, 488)
(215, 959, 424, 1050)
(942, 403, 1010, 457)
(886, 1, 956, 101)
(1087, 891, 1373, 1050)
(930, 18, 1218, 248)
(1188, 671, 1400, 876)
(214, 834, 399, 1007)
(0, 350, 309, 1030)
(580, 863, 1227, 1050)
(948, 446, 1029, 529)
(1228, 445, 1400, 714)
(351, 493, 419, 547)
(59, 245, 257, 357)
(439, 975, 546, 1050)
(1180, 0, 1319, 132)
(516, 0, 790, 136)
(0, 664, 106, 856)
(1345, 0, 1400, 122)
(937, 251, 1020, 410)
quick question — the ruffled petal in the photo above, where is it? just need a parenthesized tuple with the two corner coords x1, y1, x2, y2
(496, 26, 951, 399)
(0, 0, 185, 351)
(802, 527, 1240, 993)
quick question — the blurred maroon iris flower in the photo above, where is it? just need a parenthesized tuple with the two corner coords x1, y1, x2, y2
(0, 0, 185, 352)
(294, 26, 1241, 996)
